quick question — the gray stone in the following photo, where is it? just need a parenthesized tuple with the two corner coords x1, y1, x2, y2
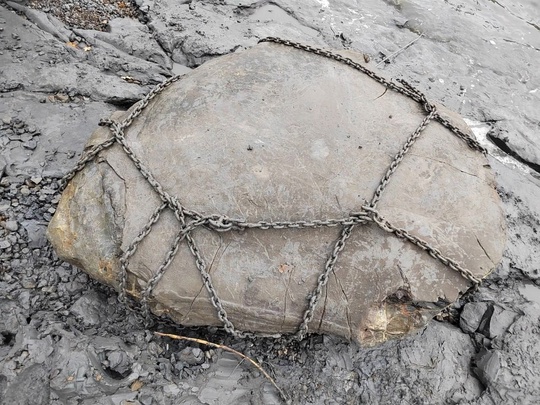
(178, 347, 204, 366)
(70, 291, 110, 326)
(138, 395, 155, 405)
(480, 305, 518, 339)
(22, 220, 47, 248)
(106, 350, 132, 376)
(30, 176, 42, 184)
(163, 383, 181, 396)
(22, 139, 37, 150)
(460, 302, 488, 334)
(48, 43, 506, 346)
(3, 220, 18, 231)
(0, 299, 24, 335)
(474, 349, 501, 387)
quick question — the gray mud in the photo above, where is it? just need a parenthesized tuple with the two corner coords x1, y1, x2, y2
(1, 1, 539, 404)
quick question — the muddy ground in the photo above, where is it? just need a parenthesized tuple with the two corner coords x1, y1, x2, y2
(1, 0, 539, 404)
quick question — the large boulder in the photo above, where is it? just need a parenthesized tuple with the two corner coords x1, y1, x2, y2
(48, 41, 506, 346)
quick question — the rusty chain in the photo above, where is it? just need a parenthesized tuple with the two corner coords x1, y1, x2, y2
(59, 37, 485, 341)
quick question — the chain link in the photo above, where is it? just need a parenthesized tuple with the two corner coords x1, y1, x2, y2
(370, 107, 437, 208)
(362, 206, 482, 286)
(60, 38, 488, 341)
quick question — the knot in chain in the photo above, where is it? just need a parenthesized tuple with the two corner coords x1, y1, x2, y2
(205, 215, 240, 232)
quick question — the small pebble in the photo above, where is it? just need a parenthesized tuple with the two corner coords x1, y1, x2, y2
(21, 279, 37, 289)
(0, 240, 11, 249)
(4, 220, 18, 231)
(23, 140, 37, 150)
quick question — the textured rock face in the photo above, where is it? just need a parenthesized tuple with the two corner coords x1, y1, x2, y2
(48, 42, 506, 345)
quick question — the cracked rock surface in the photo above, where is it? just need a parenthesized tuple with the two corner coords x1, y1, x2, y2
(47, 41, 506, 346)
(1, 0, 539, 404)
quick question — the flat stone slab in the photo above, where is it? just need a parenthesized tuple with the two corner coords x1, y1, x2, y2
(48, 41, 506, 345)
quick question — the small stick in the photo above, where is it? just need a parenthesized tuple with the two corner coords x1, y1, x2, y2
(376, 33, 424, 67)
(154, 332, 291, 404)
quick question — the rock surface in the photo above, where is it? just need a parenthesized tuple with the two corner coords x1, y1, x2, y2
(48, 41, 505, 345)
(1, 0, 539, 403)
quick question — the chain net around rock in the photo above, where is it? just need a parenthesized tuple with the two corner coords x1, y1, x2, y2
(60, 37, 487, 341)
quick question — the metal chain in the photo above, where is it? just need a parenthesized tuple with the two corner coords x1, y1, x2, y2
(363, 206, 482, 286)
(59, 37, 488, 341)
(59, 137, 116, 189)
(118, 202, 168, 304)
(370, 105, 437, 208)
(59, 74, 183, 190)
(294, 222, 357, 340)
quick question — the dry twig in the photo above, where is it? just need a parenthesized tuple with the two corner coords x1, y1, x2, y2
(377, 33, 424, 67)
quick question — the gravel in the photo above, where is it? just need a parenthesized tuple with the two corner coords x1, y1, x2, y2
(28, 0, 140, 31)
